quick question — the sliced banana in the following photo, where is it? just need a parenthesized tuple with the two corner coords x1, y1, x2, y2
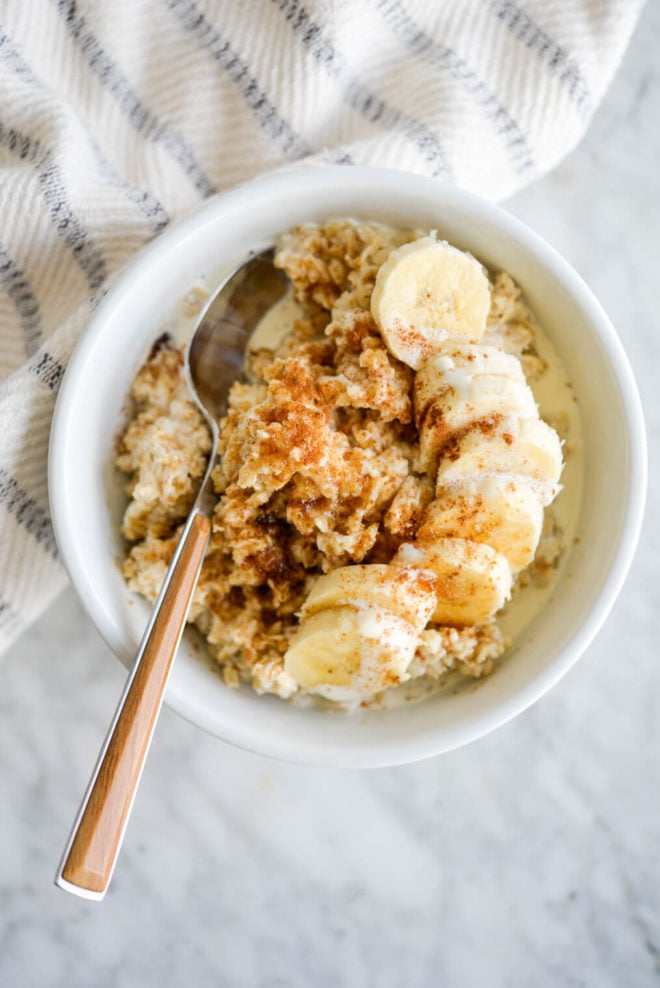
(418, 376, 538, 475)
(282, 235, 565, 692)
(371, 237, 491, 369)
(418, 475, 547, 572)
(301, 564, 437, 633)
(283, 604, 419, 701)
(414, 345, 526, 421)
(442, 342, 528, 377)
(435, 416, 563, 489)
(394, 538, 512, 625)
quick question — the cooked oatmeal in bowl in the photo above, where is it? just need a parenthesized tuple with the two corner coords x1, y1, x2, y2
(49, 165, 645, 764)
(116, 218, 579, 711)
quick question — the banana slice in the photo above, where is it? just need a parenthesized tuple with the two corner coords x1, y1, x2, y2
(418, 376, 538, 474)
(371, 237, 491, 369)
(435, 416, 563, 488)
(414, 345, 526, 421)
(283, 604, 419, 701)
(442, 342, 528, 377)
(301, 564, 437, 633)
(418, 476, 547, 572)
(394, 538, 512, 625)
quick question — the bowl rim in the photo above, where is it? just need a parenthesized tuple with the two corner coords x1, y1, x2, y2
(48, 165, 647, 767)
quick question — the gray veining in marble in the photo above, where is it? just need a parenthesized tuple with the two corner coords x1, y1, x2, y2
(2, 4, 660, 986)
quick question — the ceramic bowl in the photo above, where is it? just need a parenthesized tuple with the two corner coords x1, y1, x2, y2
(48, 166, 646, 767)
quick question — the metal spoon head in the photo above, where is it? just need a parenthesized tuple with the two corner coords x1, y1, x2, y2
(185, 248, 289, 425)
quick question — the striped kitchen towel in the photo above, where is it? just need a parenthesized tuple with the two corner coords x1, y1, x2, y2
(0, 0, 644, 653)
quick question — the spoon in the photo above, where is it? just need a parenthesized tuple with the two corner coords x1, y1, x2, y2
(55, 249, 288, 900)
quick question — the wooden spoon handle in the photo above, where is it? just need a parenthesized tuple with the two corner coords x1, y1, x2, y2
(56, 510, 212, 900)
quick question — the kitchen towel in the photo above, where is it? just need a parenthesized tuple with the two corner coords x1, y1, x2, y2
(0, 0, 644, 653)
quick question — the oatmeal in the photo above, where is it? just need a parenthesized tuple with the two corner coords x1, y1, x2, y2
(117, 219, 580, 709)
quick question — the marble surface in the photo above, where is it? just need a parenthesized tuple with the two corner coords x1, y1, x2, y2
(2, 6, 659, 986)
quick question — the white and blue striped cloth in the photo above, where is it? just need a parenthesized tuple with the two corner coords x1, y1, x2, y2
(0, 0, 643, 653)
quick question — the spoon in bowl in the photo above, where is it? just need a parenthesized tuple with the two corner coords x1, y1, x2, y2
(55, 249, 288, 900)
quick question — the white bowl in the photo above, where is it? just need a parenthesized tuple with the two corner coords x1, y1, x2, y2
(49, 166, 646, 768)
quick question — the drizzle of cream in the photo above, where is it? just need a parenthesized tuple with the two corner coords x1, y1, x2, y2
(248, 288, 303, 352)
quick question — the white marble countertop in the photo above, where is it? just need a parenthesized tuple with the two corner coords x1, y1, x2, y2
(2, 6, 659, 987)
